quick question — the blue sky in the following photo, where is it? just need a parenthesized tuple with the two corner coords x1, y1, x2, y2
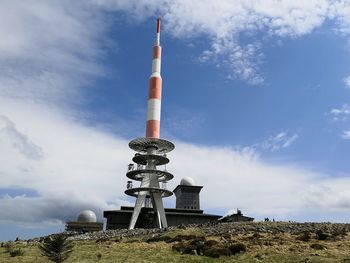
(0, 0, 350, 241)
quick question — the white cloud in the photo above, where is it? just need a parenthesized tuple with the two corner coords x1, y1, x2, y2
(172, 143, 350, 218)
(166, 0, 335, 83)
(304, 180, 350, 210)
(342, 130, 350, 139)
(330, 104, 350, 139)
(91, 0, 350, 84)
(255, 131, 299, 152)
(344, 76, 350, 89)
(0, 99, 133, 223)
(162, 110, 206, 139)
(199, 41, 264, 84)
(0, 0, 350, 228)
(1, 0, 350, 91)
(330, 104, 350, 121)
(0, 0, 106, 104)
(0, 116, 43, 160)
(0, 100, 349, 225)
(329, 0, 350, 35)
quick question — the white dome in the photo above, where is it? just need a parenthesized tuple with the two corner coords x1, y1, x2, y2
(180, 177, 196, 186)
(77, 210, 97, 223)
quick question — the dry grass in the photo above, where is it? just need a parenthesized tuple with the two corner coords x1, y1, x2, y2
(0, 228, 349, 263)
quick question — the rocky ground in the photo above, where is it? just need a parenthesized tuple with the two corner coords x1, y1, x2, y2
(2, 222, 350, 262)
(51, 221, 350, 241)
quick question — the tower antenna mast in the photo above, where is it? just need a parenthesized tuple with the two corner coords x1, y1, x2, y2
(125, 18, 175, 229)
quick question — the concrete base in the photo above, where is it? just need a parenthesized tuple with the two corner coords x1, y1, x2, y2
(104, 206, 221, 229)
(65, 222, 103, 232)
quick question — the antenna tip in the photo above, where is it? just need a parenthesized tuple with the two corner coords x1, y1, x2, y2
(156, 18, 161, 33)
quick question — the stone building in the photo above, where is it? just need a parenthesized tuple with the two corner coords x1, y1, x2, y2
(173, 177, 202, 210)
(219, 209, 254, 223)
(66, 210, 103, 232)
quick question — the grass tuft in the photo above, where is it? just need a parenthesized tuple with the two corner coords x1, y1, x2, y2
(9, 248, 25, 257)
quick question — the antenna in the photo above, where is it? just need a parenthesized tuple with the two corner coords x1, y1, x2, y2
(125, 18, 175, 230)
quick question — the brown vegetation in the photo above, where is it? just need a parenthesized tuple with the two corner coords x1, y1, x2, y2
(0, 222, 349, 262)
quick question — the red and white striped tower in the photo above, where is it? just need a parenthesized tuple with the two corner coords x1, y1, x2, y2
(146, 18, 162, 138)
(126, 18, 175, 230)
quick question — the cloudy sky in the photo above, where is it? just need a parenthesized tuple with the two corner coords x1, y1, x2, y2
(1, 0, 350, 241)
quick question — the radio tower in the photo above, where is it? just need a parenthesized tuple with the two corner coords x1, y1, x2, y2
(125, 18, 174, 229)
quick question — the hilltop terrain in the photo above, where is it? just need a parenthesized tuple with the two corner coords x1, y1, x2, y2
(1, 222, 350, 262)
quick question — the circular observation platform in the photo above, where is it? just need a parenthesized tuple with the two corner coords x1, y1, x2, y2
(126, 169, 173, 182)
(129, 138, 175, 154)
(132, 154, 169, 166)
(125, 187, 173, 198)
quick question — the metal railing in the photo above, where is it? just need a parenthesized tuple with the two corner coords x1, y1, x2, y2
(128, 163, 169, 172)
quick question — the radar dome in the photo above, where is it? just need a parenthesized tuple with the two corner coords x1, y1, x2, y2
(77, 210, 97, 223)
(180, 177, 195, 186)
